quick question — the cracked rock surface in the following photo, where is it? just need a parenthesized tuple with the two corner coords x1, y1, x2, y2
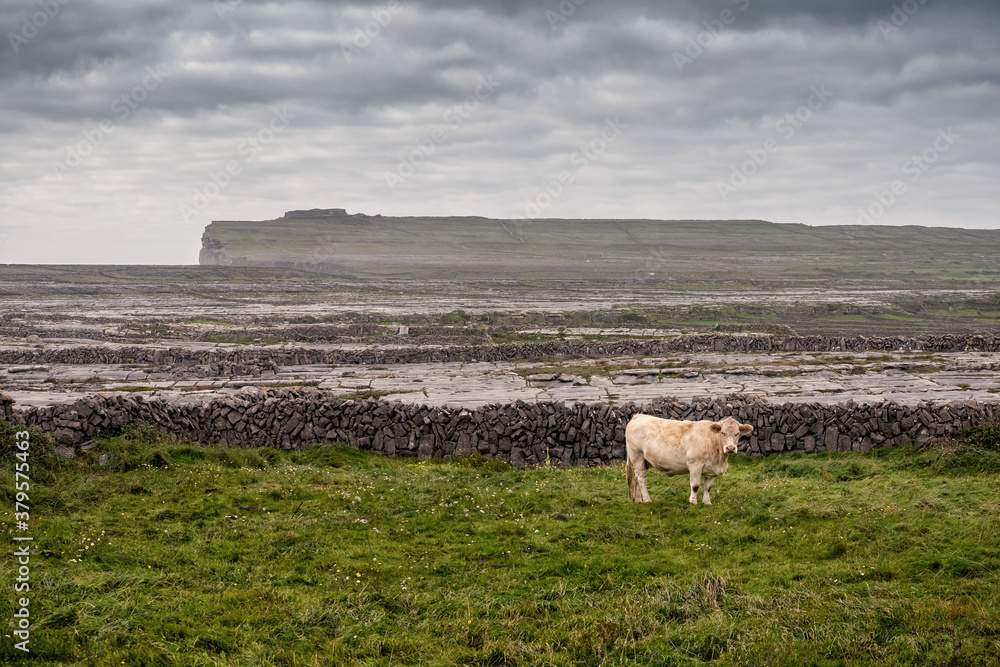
(3, 340, 999, 408)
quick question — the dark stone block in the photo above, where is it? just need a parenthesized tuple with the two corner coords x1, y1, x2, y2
(510, 447, 527, 469)
(418, 435, 435, 461)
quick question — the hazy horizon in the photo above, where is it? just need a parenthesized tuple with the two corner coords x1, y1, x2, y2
(2, 0, 998, 264)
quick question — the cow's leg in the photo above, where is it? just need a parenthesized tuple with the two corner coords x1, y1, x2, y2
(626, 459, 634, 502)
(634, 459, 652, 502)
(626, 458, 642, 502)
(627, 456, 652, 502)
(688, 464, 703, 504)
(702, 475, 715, 505)
(641, 462, 653, 503)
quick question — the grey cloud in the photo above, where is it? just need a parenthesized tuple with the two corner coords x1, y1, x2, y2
(1, 0, 997, 263)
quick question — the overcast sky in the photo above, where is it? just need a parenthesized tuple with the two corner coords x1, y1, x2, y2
(0, 0, 997, 264)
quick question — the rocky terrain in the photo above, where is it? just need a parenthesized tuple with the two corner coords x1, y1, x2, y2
(4, 334, 1000, 409)
(3, 263, 1000, 460)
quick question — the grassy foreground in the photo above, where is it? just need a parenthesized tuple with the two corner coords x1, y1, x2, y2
(2, 422, 1000, 666)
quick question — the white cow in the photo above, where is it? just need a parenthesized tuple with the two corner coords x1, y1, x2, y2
(625, 414, 752, 504)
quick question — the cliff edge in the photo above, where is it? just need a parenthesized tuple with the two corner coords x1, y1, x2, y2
(198, 209, 1000, 284)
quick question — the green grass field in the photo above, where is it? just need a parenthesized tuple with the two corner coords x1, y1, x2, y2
(3, 422, 1000, 666)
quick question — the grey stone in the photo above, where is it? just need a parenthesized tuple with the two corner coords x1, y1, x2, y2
(510, 447, 527, 468)
(54, 428, 79, 445)
(417, 434, 435, 461)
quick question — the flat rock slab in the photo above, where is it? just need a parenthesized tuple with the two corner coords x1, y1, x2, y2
(5, 348, 1000, 408)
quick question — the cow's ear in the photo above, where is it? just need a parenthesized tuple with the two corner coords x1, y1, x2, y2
(739, 423, 753, 435)
(710, 422, 722, 433)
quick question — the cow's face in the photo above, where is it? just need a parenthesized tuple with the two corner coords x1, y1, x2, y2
(711, 417, 753, 454)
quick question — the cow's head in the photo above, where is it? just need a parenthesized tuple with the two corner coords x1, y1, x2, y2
(710, 416, 753, 454)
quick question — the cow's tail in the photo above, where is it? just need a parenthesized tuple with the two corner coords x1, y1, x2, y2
(626, 458, 634, 502)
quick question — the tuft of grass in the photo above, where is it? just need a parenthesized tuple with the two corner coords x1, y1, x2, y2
(439, 309, 473, 325)
(959, 421, 1000, 450)
(0, 421, 73, 487)
(429, 452, 514, 473)
(2, 421, 1000, 665)
(94, 422, 286, 472)
(294, 443, 390, 470)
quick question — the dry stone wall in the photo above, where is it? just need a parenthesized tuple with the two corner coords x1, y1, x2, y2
(7, 389, 996, 466)
(4, 334, 1000, 369)
(0, 322, 489, 346)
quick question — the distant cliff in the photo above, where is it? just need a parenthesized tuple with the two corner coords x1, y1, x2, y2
(199, 210, 1000, 285)
(282, 208, 348, 218)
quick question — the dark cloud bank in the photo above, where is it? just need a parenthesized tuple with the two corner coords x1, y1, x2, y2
(0, 0, 997, 263)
